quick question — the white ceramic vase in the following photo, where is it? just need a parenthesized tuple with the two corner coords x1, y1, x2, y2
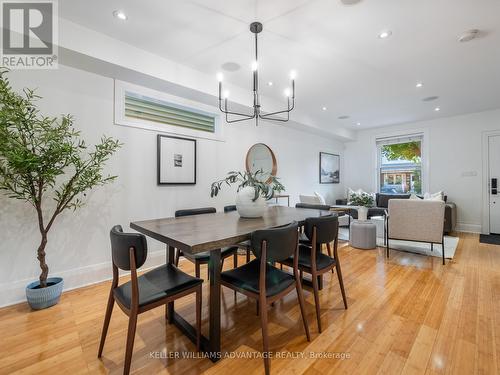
(357, 206, 368, 221)
(236, 186, 266, 218)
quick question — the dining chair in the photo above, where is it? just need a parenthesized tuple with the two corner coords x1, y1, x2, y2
(295, 203, 335, 256)
(98, 225, 202, 375)
(174, 207, 239, 278)
(224, 205, 251, 262)
(280, 215, 348, 333)
(220, 222, 310, 375)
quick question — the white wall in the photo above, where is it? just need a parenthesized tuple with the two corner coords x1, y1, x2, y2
(0, 65, 345, 307)
(344, 109, 500, 233)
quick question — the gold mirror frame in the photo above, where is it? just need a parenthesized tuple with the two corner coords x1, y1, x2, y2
(245, 143, 277, 183)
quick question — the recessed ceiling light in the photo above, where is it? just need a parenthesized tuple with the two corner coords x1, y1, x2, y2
(416, 82, 423, 88)
(112, 10, 128, 20)
(423, 96, 439, 102)
(378, 30, 392, 39)
(338, 115, 350, 120)
(356, 122, 361, 126)
(221, 62, 241, 72)
(267, 81, 273, 86)
(322, 106, 327, 111)
(434, 107, 441, 112)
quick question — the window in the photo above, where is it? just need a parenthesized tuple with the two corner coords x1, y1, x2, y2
(124, 92, 215, 133)
(114, 80, 223, 141)
(376, 134, 423, 194)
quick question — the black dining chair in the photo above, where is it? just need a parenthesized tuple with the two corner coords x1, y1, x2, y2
(224, 205, 251, 263)
(280, 215, 347, 333)
(98, 225, 202, 375)
(295, 203, 336, 257)
(174, 207, 239, 279)
(220, 222, 310, 375)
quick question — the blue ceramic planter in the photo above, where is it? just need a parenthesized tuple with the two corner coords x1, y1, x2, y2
(25, 277, 64, 310)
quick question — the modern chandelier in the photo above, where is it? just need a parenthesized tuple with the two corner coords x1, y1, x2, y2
(217, 22, 296, 126)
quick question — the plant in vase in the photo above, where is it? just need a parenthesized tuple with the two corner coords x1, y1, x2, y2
(0, 70, 121, 309)
(210, 170, 285, 218)
(348, 190, 374, 221)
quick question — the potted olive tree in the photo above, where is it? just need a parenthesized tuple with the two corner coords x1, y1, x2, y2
(0, 70, 120, 310)
(211, 170, 285, 218)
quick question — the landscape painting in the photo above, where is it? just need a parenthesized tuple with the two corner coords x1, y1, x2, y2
(319, 152, 340, 184)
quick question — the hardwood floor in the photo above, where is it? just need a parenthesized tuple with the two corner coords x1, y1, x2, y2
(1, 232, 499, 374)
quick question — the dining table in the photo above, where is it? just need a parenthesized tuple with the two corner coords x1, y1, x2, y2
(130, 205, 332, 361)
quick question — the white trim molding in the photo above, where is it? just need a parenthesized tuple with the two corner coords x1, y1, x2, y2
(455, 222, 482, 234)
(481, 130, 500, 234)
(114, 80, 225, 142)
(0, 249, 172, 308)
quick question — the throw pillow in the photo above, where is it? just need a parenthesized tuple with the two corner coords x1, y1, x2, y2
(409, 193, 421, 200)
(423, 191, 443, 201)
(314, 192, 326, 205)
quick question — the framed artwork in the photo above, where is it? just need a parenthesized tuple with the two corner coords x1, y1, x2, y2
(157, 135, 196, 185)
(319, 152, 340, 184)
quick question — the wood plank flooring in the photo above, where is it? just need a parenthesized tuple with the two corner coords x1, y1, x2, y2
(0, 232, 499, 374)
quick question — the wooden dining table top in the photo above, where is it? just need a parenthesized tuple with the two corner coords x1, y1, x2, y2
(130, 206, 332, 254)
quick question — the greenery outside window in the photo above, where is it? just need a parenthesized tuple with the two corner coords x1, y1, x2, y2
(376, 134, 423, 194)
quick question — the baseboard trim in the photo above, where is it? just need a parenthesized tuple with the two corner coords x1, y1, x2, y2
(455, 222, 482, 234)
(0, 249, 175, 309)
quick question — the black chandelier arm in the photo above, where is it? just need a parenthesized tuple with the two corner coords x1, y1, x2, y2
(258, 111, 290, 122)
(220, 98, 256, 119)
(258, 97, 295, 118)
(226, 111, 256, 123)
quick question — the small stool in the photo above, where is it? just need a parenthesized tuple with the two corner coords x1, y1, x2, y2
(350, 220, 377, 249)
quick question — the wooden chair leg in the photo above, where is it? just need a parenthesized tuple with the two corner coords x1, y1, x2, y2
(195, 262, 200, 279)
(431, 243, 434, 252)
(259, 296, 270, 375)
(311, 272, 322, 333)
(233, 254, 238, 300)
(246, 249, 251, 263)
(327, 243, 334, 273)
(335, 263, 348, 309)
(123, 311, 138, 375)
(97, 289, 115, 358)
(295, 276, 311, 341)
(174, 249, 180, 267)
(196, 286, 202, 351)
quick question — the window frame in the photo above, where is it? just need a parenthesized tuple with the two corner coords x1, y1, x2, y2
(114, 80, 224, 142)
(374, 131, 429, 195)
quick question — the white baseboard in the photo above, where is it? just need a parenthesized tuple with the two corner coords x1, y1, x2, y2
(0, 249, 170, 309)
(455, 222, 482, 233)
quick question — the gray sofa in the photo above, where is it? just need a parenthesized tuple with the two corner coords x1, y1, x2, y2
(336, 193, 456, 234)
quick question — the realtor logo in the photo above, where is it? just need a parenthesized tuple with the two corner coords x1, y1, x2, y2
(1, 0, 58, 69)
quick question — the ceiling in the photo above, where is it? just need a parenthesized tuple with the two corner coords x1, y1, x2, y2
(60, 0, 500, 131)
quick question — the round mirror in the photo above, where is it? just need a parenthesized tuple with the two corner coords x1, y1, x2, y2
(245, 143, 277, 182)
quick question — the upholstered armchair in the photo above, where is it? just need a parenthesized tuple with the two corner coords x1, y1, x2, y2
(386, 199, 446, 264)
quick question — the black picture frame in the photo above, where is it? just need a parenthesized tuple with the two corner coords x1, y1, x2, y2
(319, 152, 340, 184)
(157, 134, 197, 185)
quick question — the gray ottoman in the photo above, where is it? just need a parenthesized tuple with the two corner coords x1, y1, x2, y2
(350, 220, 377, 249)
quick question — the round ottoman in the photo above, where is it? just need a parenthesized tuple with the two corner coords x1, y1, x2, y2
(350, 220, 377, 249)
